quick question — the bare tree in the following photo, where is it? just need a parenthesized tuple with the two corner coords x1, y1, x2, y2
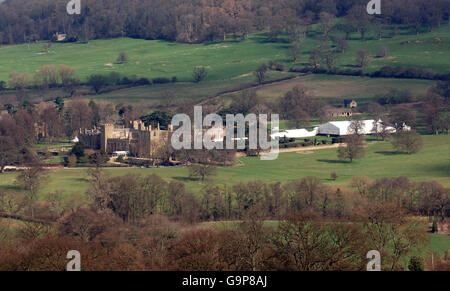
(338, 134, 365, 163)
(319, 12, 335, 36)
(254, 64, 268, 84)
(0, 137, 18, 173)
(15, 166, 47, 218)
(193, 66, 208, 83)
(116, 52, 129, 64)
(392, 130, 423, 154)
(349, 118, 365, 136)
(189, 164, 217, 182)
(42, 42, 52, 53)
(333, 36, 348, 53)
(355, 49, 371, 68)
(389, 105, 416, 131)
(377, 45, 389, 58)
(287, 41, 302, 63)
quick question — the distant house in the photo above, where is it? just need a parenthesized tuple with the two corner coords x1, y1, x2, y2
(438, 222, 450, 235)
(344, 99, 358, 108)
(53, 33, 67, 42)
(325, 107, 353, 118)
(112, 151, 129, 157)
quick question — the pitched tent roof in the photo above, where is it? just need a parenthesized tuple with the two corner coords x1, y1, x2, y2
(271, 127, 318, 139)
(318, 120, 378, 136)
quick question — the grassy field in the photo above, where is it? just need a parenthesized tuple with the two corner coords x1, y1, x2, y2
(92, 70, 294, 104)
(1, 24, 448, 107)
(0, 24, 449, 85)
(202, 221, 449, 259)
(0, 34, 291, 83)
(326, 24, 450, 74)
(0, 134, 448, 199)
(430, 234, 450, 255)
(251, 74, 436, 105)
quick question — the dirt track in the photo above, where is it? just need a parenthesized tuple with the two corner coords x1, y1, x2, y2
(236, 143, 341, 157)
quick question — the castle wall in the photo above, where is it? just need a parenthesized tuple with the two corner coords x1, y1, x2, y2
(79, 122, 172, 158)
(78, 132, 101, 150)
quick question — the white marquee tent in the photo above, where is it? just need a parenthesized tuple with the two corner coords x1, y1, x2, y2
(271, 127, 318, 140)
(318, 120, 399, 136)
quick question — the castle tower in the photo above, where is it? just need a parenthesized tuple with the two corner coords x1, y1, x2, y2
(101, 124, 114, 153)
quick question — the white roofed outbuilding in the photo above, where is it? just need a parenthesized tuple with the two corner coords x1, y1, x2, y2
(112, 151, 129, 157)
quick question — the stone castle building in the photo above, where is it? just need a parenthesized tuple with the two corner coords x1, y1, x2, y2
(78, 120, 173, 158)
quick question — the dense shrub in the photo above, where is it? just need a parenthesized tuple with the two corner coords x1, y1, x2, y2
(152, 77, 171, 84)
(120, 76, 134, 85)
(269, 61, 285, 71)
(377, 89, 414, 105)
(135, 78, 151, 85)
(289, 66, 309, 73)
(372, 66, 440, 80)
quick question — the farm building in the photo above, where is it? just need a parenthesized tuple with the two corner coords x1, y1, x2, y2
(344, 99, 358, 108)
(325, 107, 353, 118)
(318, 120, 397, 136)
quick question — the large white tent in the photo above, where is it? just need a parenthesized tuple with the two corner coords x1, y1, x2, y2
(266, 119, 407, 141)
(318, 120, 398, 136)
(271, 127, 318, 139)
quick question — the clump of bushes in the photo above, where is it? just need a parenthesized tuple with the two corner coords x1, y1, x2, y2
(134, 78, 151, 85)
(116, 52, 129, 64)
(377, 88, 414, 105)
(269, 61, 285, 71)
(377, 45, 389, 58)
(193, 66, 208, 83)
(371, 65, 439, 80)
(288, 64, 446, 81)
(152, 77, 171, 84)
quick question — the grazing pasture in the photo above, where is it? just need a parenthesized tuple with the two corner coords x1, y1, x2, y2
(0, 135, 448, 199)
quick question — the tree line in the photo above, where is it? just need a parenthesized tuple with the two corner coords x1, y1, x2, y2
(0, 169, 448, 270)
(2, 165, 448, 224)
(0, 0, 449, 46)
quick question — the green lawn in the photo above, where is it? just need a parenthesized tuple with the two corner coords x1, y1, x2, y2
(202, 221, 449, 259)
(252, 74, 435, 105)
(0, 23, 448, 107)
(0, 135, 448, 199)
(430, 234, 450, 256)
(0, 23, 449, 91)
(0, 34, 291, 83)
(92, 70, 294, 104)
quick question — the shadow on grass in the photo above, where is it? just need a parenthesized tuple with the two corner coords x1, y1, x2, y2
(0, 185, 21, 192)
(317, 159, 351, 164)
(173, 176, 200, 182)
(74, 177, 90, 182)
(342, 64, 359, 69)
(375, 151, 404, 156)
